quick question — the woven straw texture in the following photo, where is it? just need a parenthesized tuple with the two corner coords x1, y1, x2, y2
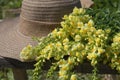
(0, 17, 36, 60)
(21, 0, 81, 22)
(0, 0, 81, 61)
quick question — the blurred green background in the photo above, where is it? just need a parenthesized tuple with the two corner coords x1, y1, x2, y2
(0, 0, 22, 19)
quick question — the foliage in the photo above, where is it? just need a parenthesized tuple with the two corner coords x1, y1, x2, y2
(20, 7, 120, 80)
(0, 68, 14, 80)
(86, 8, 120, 34)
(0, 0, 22, 19)
(86, 8, 120, 45)
(89, 0, 120, 34)
(0, 0, 22, 9)
(92, 0, 120, 11)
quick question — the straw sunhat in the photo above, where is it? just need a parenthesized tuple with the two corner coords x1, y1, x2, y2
(0, 0, 81, 62)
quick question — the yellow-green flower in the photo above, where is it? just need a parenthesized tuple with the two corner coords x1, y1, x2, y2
(68, 57, 75, 65)
(95, 29, 103, 35)
(95, 38, 101, 44)
(51, 29, 58, 38)
(77, 22, 83, 28)
(76, 52, 80, 57)
(98, 48, 105, 54)
(70, 74, 77, 80)
(73, 7, 80, 14)
(88, 19, 94, 27)
(56, 42, 62, 47)
(61, 64, 69, 70)
(75, 35, 81, 41)
(63, 38, 69, 45)
(87, 53, 97, 60)
(79, 8, 86, 14)
(113, 33, 120, 42)
(58, 59, 67, 67)
(20, 44, 35, 61)
(64, 45, 69, 51)
(59, 71, 67, 76)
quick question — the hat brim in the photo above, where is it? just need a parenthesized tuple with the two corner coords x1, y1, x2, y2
(0, 17, 36, 61)
(80, 0, 93, 8)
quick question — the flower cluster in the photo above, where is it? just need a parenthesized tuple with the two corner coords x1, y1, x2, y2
(20, 44, 35, 61)
(110, 33, 120, 71)
(20, 7, 120, 80)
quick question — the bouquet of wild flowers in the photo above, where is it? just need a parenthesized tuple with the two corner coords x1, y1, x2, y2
(20, 7, 120, 80)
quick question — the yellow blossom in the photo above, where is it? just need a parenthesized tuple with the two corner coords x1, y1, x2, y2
(63, 38, 69, 45)
(80, 29, 87, 34)
(64, 45, 69, 51)
(82, 51, 86, 56)
(75, 35, 81, 41)
(68, 57, 75, 64)
(88, 38, 94, 44)
(46, 44, 53, 51)
(61, 64, 69, 70)
(73, 7, 79, 14)
(95, 38, 101, 44)
(71, 45, 78, 51)
(47, 51, 52, 60)
(79, 8, 86, 14)
(90, 27, 96, 32)
(105, 29, 111, 33)
(51, 29, 57, 37)
(70, 21, 75, 26)
(88, 19, 94, 27)
(20, 44, 35, 61)
(77, 22, 83, 28)
(69, 15, 73, 20)
(57, 31, 63, 37)
(91, 59, 97, 66)
(58, 60, 66, 66)
(76, 52, 80, 57)
(56, 42, 62, 47)
(98, 48, 105, 54)
(63, 15, 68, 20)
(96, 29, 103, 35)
(70, 74, 77, 80)
(87, 53, 97, 60)
(59, 71, 66, 76)
(113, 35, 120, 42)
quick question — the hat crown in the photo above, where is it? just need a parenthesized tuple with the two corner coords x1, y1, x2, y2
(19, 0, 81, 37)
(21, 0, 81, 22)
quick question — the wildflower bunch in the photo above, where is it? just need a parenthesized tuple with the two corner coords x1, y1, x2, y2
(20, 7, 120, 80)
